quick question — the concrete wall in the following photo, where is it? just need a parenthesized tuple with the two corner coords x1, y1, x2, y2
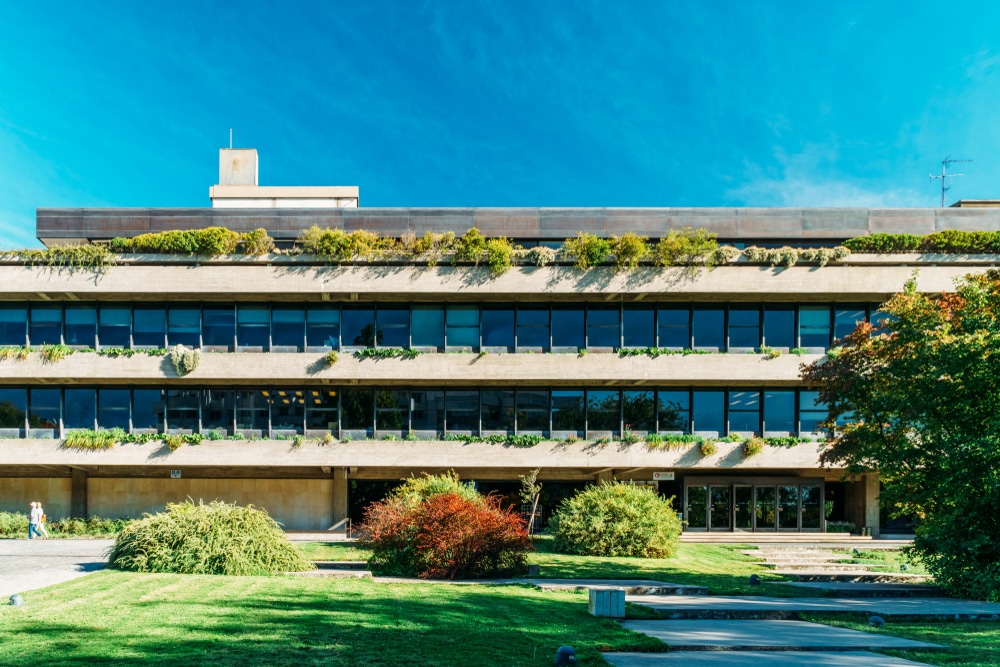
(0, 478, 71, 518)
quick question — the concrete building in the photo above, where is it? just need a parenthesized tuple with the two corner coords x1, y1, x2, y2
(2, 149, 997, 534)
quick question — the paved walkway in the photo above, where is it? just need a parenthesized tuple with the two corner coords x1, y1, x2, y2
(0, 539, 112, 599)
(603, 651, 935, 666)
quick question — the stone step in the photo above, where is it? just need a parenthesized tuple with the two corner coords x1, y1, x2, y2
(524, 578, 709, 596)
(314, 560, 368, 570)
(290, 569, 373, 578)
(773, 571, 932, 583)
(762, 563, 882, 571)
(781, 581, 948, 598)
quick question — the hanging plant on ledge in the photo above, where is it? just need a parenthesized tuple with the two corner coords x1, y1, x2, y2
(169, 344, 201, 376)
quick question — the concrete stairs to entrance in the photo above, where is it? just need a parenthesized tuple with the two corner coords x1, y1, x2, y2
(744, 544, 932, 585)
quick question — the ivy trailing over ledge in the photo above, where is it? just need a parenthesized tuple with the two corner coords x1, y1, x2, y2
(355, 347, 421, 360)
(62, 429, 205, 451)
(443, 433, 546, 447)
(616, 347, 719, 358)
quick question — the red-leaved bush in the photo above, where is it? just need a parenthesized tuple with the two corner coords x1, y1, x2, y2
(359, 491, 532, 579)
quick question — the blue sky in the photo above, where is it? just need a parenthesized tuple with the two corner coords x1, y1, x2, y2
(2, 1, 1000, 248)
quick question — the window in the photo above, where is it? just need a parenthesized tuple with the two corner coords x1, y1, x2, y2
(272, 306, 305, 350)
(834, 306, 867, 343)
(98, 306, 131, 348)
(728, 390, 760, 434)
(28, 389, 60, 430)
(410, 390, 444, 433)
(586, 306, 619, 348)
(98, 389, 130, 430)
(132, 306, 165, 347)
(236, 390, 269, 431)
(64, 305, 96, 347)
(763, 305, 795, 349)
(692, 308, 724, 350)
(202, 306, 235, 349)
(375, 390, 408, 431)
(306, 306, 340, 349)
(587, 390, 620, 433)
(411, 306, 444, 349)
(692, 390, 725, 434)
(446, 305, 479, 349)
(799, 390, 827, 434)
(551, 306, 584, 349)
(0, 306, 26, 346)
(657, 307, 690, 348)
(728, 307, 760, 349)
(306, 390, 339, 432)
(271, 390, 304, 433)
(799, 306, 831, 349)
(201, 390, 234, 432)
(342, 306, 377, 347)
(516, 389, 548, 432)
(764, 390, 795, 433)
(168, 307, 200, 347)
(481, 306, 514, 349)
(166, 389, 199, 431)
(622, 307, 654, 348)
(0, 388, 27, 429)
(64, 389, 96, 430)
(341, 389, 373, 430)
(516, 306, 549, 349)
(376, 307, 409, 348)
(132, 390, 164, 431)
(551, 390, 584, 432)
(623, 390, 655, 432)
(237, 305, 270, 349)
(445, 390, 478, 432)
(481, 389, 514, 432)
(657, 390, 689, 432)
(30, 305, 62, 345)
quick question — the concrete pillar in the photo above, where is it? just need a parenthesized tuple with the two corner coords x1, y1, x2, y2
(863, 473, 880, 537)
(595, 470, 614, 484)
(70, 469, 88, 518)
(331, 467, 349, 531)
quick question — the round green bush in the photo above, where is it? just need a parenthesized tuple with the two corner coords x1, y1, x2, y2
(108, 499, 312, 575)
(551, 482, 682, 558)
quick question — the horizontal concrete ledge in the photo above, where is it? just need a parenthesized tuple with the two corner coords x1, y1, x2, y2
(0, 438, 828, 469)
(0, 350, 821, 384)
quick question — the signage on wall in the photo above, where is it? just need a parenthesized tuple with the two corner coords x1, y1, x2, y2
(170, 470, 182, 479)
(652, 471, 675, 481)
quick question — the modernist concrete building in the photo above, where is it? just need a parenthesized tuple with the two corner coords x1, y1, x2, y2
(1, 149, 997, 533)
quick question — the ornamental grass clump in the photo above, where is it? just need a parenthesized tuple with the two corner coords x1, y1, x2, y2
(563, 232, 612, 270)
(108, 499, 312, 575)
(550, 481, 681, 558)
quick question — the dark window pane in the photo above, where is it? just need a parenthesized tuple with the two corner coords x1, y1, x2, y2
(481, 390, 514, 432)
(166, 389, 200, 430)
(799, 390, 827, 433)
(587, 390, 620, 432)
(587, 306, 620, 348)
(202, 306, 235, 348)
(0, 306, 27, 346)
(799, 306, 831, 349)
(29, 389, 60, 429)
(764, 390, 795, 433)
(343, 307, 377, 347)
(237, 305, 270, 348)
(271, 390, 304, 433)
(64, 389, 96, 430)
(623, 390, 655, 432)
(133, 307, 165, 347)
(0, 388, 27, 429)
(481, 307, 514, 349)
(623, 308, 654, 348)
(30, 305, 62, 345)
(728, 308, 760, 349)
(446, 306, 479, 348)
(306, 389, 339, 431)
(552, 390, 585, 431)
(132, 390, 164, 430)
(236, 390, 269, 430)
(516, 307, 549, 349)
(98, 389, 130, 430)
(692, 309, 724, 349)
(168, 308, 200, 347)
(446, 390, 478, 432)
(341, 389, 374, 430)
(728, 390, 760, 433)
(657, 307, 690, 348)
(272, 307, 305, 349)
(834, 306, 867, 343)
(376, 308, 409, 348)
(516, 389, 548, 431)
(201, 390, 234, 432)
(411, 390, 444, 432)
(306, 306, 340, 349)
(411, 306, 444, 348)
(763, 306, 795, 348)
(693, 390, 724, 434)
(657, 390, 689, 432)
(551, 307, 584, 348)
(64, 305, 96, 347)
(99, 306, 131, 348)
(375, 389, 408, 431)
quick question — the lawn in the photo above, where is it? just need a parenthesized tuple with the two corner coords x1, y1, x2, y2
(0, 572, 665, 667)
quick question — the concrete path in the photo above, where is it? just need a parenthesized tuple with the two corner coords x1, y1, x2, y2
(525, 579, 707, 595)
(603, 651, 934, 666)
(780, 581, 946, 597)
(0, 539, 112, 598)
(619, 619, 946, 651)
(628, 594, 1000, 619)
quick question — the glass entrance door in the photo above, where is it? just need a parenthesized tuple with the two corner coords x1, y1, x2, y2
(709, 485, 731, 531)
(754, 486, 776, 531)
(801, 485, 822, 530)
(778, 485, 800, 530)
(734, 485, 753, 531)
(686, 485, 708, 529)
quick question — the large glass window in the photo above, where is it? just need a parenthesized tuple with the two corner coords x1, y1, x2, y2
(411, 306, 444, 349)
(201, 390, 234, 432)
(272, 306, 305, 350)
(132, 306, 165, 347)
(64, 305, 96, 347)
(799, 306, 831, 349)
(411, 389, 444, 433)
(586, 306, 620, 348)
(481, 306, 515, 349)
(342, 307, 377, 347)
(375, 390, 408, 431)
(166, 389, 199, 431)
(481, 389, 514, 432)
(0, 306, 27, 346)
(551, 306, 584, 349)
(98, 389, 131, 430)
(446, 306, 479, 349)
(623, 307, 654, 348)
(202, 306, 235, 349)
(799, 391, 827, 434)
(764, 390, 796, 433)
(623, 390, 655, 432)
(692, 390, 725, 434)
(341, 389, 373, 430)
(376, 308, 409, 348)
(132, 390, 164, 430)
(28, 389, 60, 430)
(306, 306, 340, 349)
(728, 307, 760, 349)
(692, 308, 724, 350)
(516, 389, 548, 432)
(552, 390, 585, 432)
(237, 305, 270, 349)
(445, 390, 479, 432)
(515, 306, 549, 349)
(834, 306, 867, 343)
(98, 306, 131, 348)
(657, 390, 689, 432)
(658, 307, 690, 348)
(236, 390, 269, 431)
(271, 390, 304, 433)
(728, 390, 760, 434)
(0, 388, 27, 429)
(763, 305, 795, 349)
(587, 390, 620, 432)
(64, 389, 96, 430)
(168, 307, 201, 347)
(306, 389, 339, 431)
(30, 305, 62, 345)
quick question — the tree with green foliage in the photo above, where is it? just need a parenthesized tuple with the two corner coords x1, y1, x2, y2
(802, 271, 1000, 600)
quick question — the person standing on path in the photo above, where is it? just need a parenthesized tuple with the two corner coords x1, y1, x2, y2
(35, 502, 50, 538)
(28, 502, 43, 540)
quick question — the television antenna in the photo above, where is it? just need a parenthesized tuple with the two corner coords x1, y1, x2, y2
(930, 156, 972, 207)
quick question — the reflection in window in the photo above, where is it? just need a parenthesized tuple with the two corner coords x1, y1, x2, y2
(587, 306, 620, 348)
(376, 308, 409, 348)
(446, 306, 479, 349)
(446, 390, 478, 432)
(623, 390, 655, 432)
(271, 390, 304, 433)
(132, 390, 164, 430)
(587, 390, 620, 432)
(692, 308, 724, 349)
(0, 306, 27, 346)
(799, 391, 827, 433)
(272, 307, 305, 350)
(834, 306, 867, 343)
(343, 307, 377, 347)
(64, 389, 96, 430)
(728, 308, 760, 349)
(236, 390, 269, 431)
(341, 389, 373, 430)
(692, 390, 724, 434)
(168, 308, 201, 347)
(238, 305, 270, 349)
(30, 305, 62, 345)
(0, 388, 27, 429)
(411, 390, 444, 433)
(481, 389, 514, 432)
(29, 389, 60, 430)
(202, 306, 235, 349)
(623, 307, 654, 348)
(658, 307, 690, 348)
(516, 389, 548, 432)
(133, 306, 166, 347)
(551, 307, 584, 349)
(98, 389, 131, 430)
(411, 306, 444, 348)
(657, 390, 689, 432)
(99, 306, 131, 348)
(201, 390, 234, 432)
(481, 306, 514, 349)
(799, 306, 831, 349)
(552, 390, 585, 432)
(516, 307, 549, 349)
(375, 390, 408, 431)
(764, 390, 795, 433)
(306, 306, 340, 349)
(305, 390, 338, 431)
(728, 390, 760, 434)
(763, 306, 795, 348)
(64, 305, 96, 347)
(166, 389, 200, 431)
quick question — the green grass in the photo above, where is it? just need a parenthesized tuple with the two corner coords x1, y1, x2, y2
(803, 614, 1000, 667)
(0, 571, 665, 666)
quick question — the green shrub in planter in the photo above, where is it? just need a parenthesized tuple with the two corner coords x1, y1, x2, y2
(551, 481, 682, 558)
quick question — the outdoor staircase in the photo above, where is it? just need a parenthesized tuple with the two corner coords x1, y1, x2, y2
(745, 545, 937, 588)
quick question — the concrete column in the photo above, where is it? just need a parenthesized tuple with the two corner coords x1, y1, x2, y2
(863, 473, 880, 537)
(70, 469, 88, 518)
(595, 470, 614, 484)
(331, 467, 349, 532)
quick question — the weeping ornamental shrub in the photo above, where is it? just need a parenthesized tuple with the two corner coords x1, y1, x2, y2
(551, 482, 682, 558)
(359, 472, 531, 579)
(108, 499, 312, 575)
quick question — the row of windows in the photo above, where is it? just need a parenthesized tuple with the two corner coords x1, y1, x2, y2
(0, 386, 828, 437)
(0, 302, 886, 352)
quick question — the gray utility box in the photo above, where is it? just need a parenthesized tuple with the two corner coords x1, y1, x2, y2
(588, 588, 625, 618)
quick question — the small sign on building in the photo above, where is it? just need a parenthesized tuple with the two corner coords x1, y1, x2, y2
(170, 470, 182, 479)
(652, 471, 675, 481)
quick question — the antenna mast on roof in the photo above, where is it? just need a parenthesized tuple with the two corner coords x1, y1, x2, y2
(930, 156, 972, 207)
(229, 129, 233, 149)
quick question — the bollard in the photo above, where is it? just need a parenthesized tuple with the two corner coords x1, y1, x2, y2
(9, 594, 23, 607)
(554, 645, 577, 666)
(527, 564, 540, 577)
(748, 574, 761, 586)
(588, 588, 625, 619)
(869, 615, 886, 628)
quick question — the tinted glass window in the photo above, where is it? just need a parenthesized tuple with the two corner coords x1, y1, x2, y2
(411, 306, 444, 348)
(552, 390, 585, 431)
(587, 390, 620, 432)
(30, 305, 62, 345)
(98, 389, 131, 430)
(341, 389, 373, 430)
(168, 308, 200, 347)
(516, 389, 548, 431)
(237, 305, 270, 348)
(623, 390, 655, 432)
(764, 390, 795, 433)
(799, 306, 831, 349)
(376, 308, 409, 348)
(133, 307, 165, 347)
(799, 390, 827, 433)
(834, 306, 867, 343)
(692, 309, 724, 349)
(481, 389, 514, 431)
(623, 307, 654, 348)
(271, 390, 304, 433)
(375, 390, 408, 431)
(658, 307, 690, 348)
(446, 305, 479, 348)
(657, 390, 689, 432)
(166, 389, 200, 430)
(446, 390, 479, 432)
(202, 306, 235, 349)
(306, 389, 339, 431)
(29, 389, 60, 429)
(728, 307, 760, 349)
(516, 307, 549, 349)
(236, 390, 269, 430)
(99, 306, 131, 348)
(64, 389, 96, 430)
(343, 307, 377, 347)
(201, 390, 234, 432)
(763, 306, 795, 348)
(587, 306, 620, 348)
(132, 390, 164, 430)
(0, 306, 26, 346)
(481, 307, 514, 349)
(551, 307, 584, 348)
(64, 305, 96, 347)
(0, 388, 26, 429)
(271, 307, 305, 350)
(410, 389, 444, 432)
(306, 306, 340, 349)
(692, 390, 725, 434)
(728, 390, 760, 433)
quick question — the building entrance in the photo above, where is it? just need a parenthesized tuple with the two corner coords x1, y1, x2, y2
(684, 479, 823, 532)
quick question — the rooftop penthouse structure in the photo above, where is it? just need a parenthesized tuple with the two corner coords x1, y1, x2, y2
(3, 149, 998, 533)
